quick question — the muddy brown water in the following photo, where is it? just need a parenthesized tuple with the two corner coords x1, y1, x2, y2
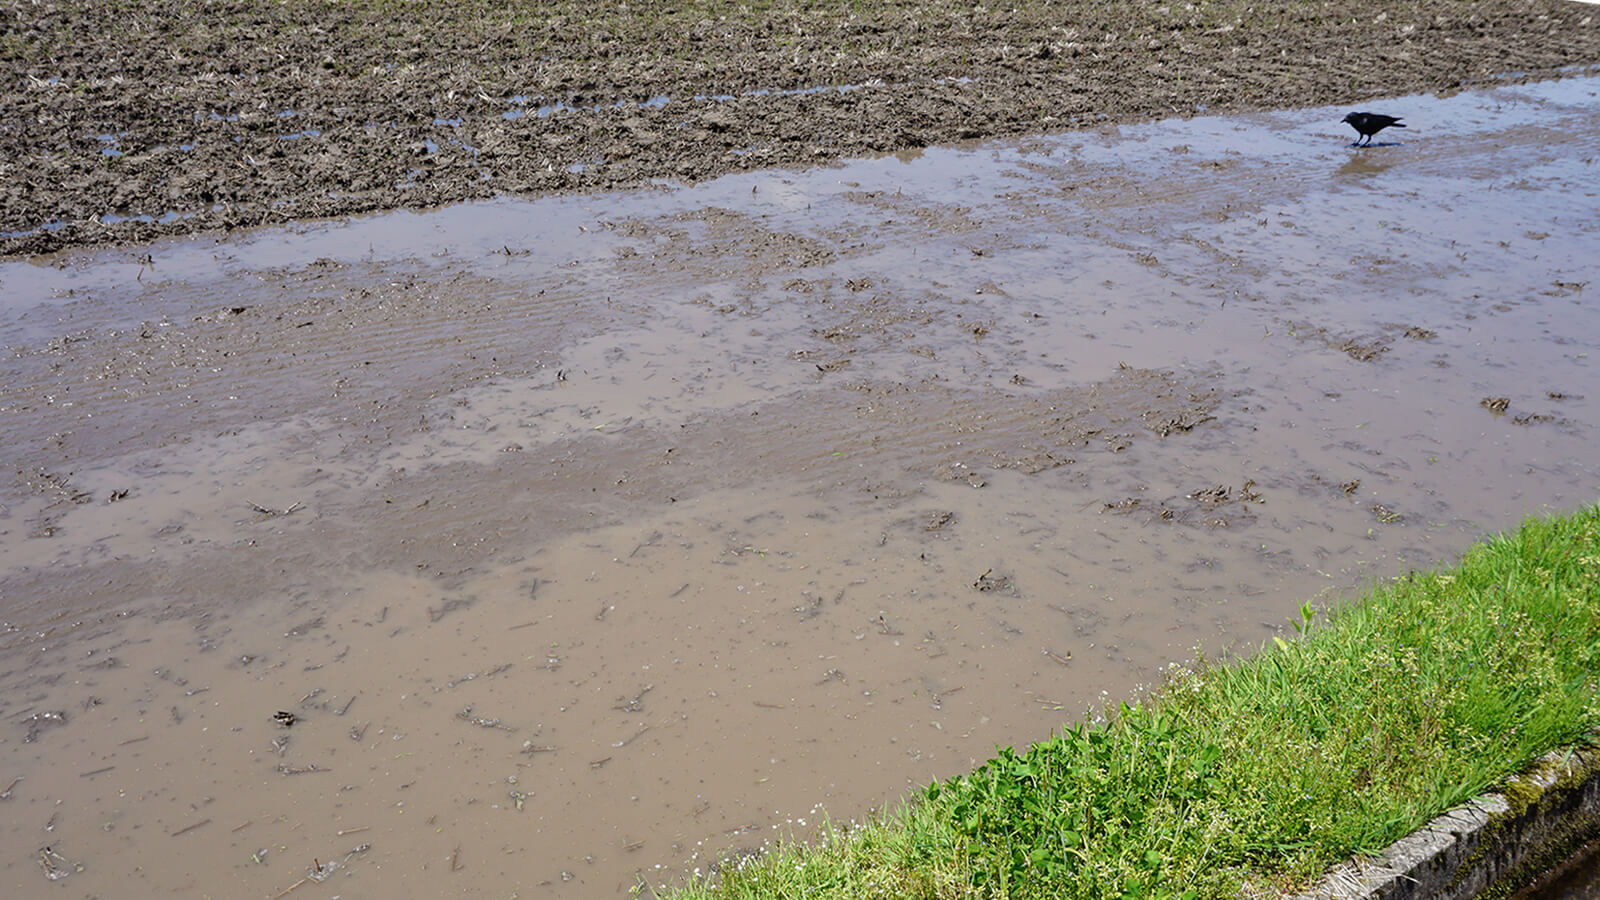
(2, 77, 1598, 896)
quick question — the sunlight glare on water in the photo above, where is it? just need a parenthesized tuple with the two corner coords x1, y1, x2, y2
(1, 76, 1597, 897)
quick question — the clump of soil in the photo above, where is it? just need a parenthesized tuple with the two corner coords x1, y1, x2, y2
(5, 0, 1599, 256)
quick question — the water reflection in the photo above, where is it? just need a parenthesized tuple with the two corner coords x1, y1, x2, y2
(1, 76, 1597, 898)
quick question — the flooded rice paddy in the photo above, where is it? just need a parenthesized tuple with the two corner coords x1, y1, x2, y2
(2, 76, 1598, 897)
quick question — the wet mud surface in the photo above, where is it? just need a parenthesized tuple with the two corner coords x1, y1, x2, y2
(5, 0, 1600, 256)
(3, 74, 1600, 896)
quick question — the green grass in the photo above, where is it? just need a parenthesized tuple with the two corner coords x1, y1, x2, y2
(657, 504, 1600, 900)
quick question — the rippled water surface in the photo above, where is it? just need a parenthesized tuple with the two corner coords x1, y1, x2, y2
(2, 76, 1598, 896)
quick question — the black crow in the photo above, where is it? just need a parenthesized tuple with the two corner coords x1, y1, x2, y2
(1343, 112, 1405, 146)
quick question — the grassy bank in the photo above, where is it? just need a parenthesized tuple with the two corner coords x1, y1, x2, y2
(660, 504, 1600, 900)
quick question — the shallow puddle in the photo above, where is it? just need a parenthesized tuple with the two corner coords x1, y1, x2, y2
(2, 76, 1598, 896)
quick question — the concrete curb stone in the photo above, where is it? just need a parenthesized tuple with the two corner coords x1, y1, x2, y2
(1292, 736, 1600, 900)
